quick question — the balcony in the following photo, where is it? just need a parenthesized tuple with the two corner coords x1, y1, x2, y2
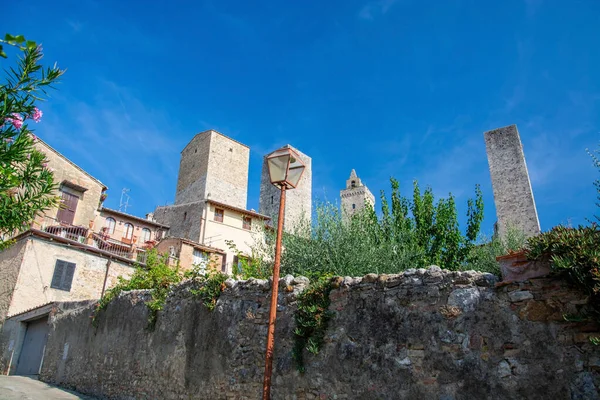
(30, 216, 145, 263)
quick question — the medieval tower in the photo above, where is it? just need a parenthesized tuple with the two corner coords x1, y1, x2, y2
(484, 124, 541, 238)
(340, 169, 375, 220)
(154, 130, 250, 241)
(259, 145, 312, 233)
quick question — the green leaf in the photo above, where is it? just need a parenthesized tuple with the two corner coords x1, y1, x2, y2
(26, 41, 37, 50)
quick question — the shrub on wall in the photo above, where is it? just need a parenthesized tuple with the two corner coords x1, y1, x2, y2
(253, 179, 485, 279)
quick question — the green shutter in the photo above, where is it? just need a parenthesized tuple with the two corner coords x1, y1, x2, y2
(51, 261, 65, 289)
(63, 262, 76, 291)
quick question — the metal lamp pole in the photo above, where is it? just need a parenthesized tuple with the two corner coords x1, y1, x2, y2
(262, 185, 286, 400)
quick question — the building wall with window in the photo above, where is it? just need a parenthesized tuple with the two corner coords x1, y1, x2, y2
(340, 169, 375, 221)
(0, 235, 134, 318)
(94, 208, 169, 248)
(202, 202, 268, 274)
(154, 238, 224, 273)
(34, 138, 106, 227)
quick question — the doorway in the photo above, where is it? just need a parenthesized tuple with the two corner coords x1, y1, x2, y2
(15, 317, 49, 376)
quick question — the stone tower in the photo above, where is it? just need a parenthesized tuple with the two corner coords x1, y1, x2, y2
(259, 145, 312, 233)
(340, 169, 375, 220)
(154, 130, 250, 241)
(484, 124, 540, 238)
(174, 130, 249, 209)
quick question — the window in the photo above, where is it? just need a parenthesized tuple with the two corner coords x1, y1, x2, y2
(243, 216, 252, 230)
(352, 204, 356, 209)
(105, 217, 116, 234)
(233, 255, 249, 275)
(183, 212, 187, 222)
(351, 180, 356, 188)
(141, 228, 151, 243)
(124, 223, 134, 239)
(193, 249, 208, 274)
(271, 195, 274, 205)
(51, 260, 76, 291)
(214, 208, 224, 222)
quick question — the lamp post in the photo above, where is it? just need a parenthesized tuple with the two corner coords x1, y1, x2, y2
(262, 146, 306, 400)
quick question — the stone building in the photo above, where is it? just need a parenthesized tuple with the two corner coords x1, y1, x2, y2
(154, 130, 269, 273)
(484, 124, 541, 238)
(340, 169, 375, 220)
(258, 145, 312, 233)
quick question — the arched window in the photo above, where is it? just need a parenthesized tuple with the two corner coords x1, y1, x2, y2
(141, 228, 151, 243)
(124, 223, 134, 240)
(105, 217, 116, 234)
(351, 180, 356, 188)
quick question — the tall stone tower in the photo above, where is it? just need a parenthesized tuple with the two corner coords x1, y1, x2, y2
(484, 124, 540, 238)
(154, 130, 250, 241)
(259, 145, 312, 233)
(175, 130, 249, 209)
(340, 169, 375, 220)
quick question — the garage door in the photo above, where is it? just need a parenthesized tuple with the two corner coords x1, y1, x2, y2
(15, 317, 49, 376)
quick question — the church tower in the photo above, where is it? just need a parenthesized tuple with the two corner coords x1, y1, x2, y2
(340, 169, 374, 220)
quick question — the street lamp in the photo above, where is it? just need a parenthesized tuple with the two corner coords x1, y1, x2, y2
(262, 146, 306, 400)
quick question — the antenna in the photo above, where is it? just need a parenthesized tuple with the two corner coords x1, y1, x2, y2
(119, 188, 131, 212)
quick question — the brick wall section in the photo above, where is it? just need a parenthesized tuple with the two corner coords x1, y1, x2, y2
(37, 268, 600, 399)
(154, 202, 205, 243)
(175, 131, 250, 209)
(484, 124, 541, 238)
(259, 145, 312, 232)
(35, 140, 105, 226)
(0, 240, 27, 324)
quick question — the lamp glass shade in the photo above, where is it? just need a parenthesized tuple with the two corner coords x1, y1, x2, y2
(287, 165, 304, 188)
(267, 150, 290, 184)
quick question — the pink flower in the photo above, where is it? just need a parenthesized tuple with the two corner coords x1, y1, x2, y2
(4, 138, 14, 144)
(30, 108, 43, 123)
(6, 113, 23, 130)
(31, 134, 37, 142)
(42, 162, 48, 168)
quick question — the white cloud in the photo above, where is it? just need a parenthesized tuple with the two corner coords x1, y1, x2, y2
(359, 0, 400, 20)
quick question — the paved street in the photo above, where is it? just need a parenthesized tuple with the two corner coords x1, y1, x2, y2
(0, 376, 97, 400)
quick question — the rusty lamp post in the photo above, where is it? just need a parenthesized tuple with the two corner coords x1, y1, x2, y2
(262, 146, 306, 400)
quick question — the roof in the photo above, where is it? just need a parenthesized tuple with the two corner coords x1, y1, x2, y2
(162, 237, 226, 254)
(36, 137, 107, 190)
(181, 129, 250, 153)
(100, 207, 170, 228)
(206, 199, 271, 220)
(6, 302, 55, 319)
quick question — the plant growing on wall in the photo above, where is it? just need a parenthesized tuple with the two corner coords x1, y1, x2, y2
(588, 143, 599, 223)
(0, 34, 64, 245)
(252, 178, 485, 279)
(92, 249, 182, 329)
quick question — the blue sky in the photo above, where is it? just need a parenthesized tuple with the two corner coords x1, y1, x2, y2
(6, 0, 599, 235)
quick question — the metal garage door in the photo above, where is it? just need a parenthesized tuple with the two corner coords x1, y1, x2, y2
(15, 317, 49, 376)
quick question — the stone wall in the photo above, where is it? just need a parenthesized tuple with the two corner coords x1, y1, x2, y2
(0, 239, 27, 324)
(484, 124, 541, 238)
(154, 201, 205, 243)
(39, 268, 599, 399)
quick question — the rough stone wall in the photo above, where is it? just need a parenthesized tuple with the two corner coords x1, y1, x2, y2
(39, 268, 600, 399)
(153, 201, 205, 243)
(35, 139, 105, 226)
(340, 170, 375, 220)
(0, 239, 27, 324)
(5, 236, 133, 317)
(484, 125, 541, 238)
(175, 130, 250, 209)
(259, 145, 312, 233)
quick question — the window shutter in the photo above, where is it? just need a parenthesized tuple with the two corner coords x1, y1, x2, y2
(51, 261, 65, 289)
(63, 262, 76, 291)
(51, 260, 76, 291)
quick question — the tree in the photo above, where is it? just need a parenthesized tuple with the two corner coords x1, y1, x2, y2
(0, 34, 64, 243)
(588, 144, 600, 223)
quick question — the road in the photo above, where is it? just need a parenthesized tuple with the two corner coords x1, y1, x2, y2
(0, 376, 97, 400)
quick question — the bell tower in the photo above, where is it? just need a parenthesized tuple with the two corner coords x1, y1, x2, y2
(340, 169, 375, 220)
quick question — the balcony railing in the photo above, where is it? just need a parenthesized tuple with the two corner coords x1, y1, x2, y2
(30, 216, 143, 263)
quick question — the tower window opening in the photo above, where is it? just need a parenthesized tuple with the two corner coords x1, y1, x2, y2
(271, 195, 274, 204)
(352, 204, 356, 209)
(351, 180, 356, 188)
